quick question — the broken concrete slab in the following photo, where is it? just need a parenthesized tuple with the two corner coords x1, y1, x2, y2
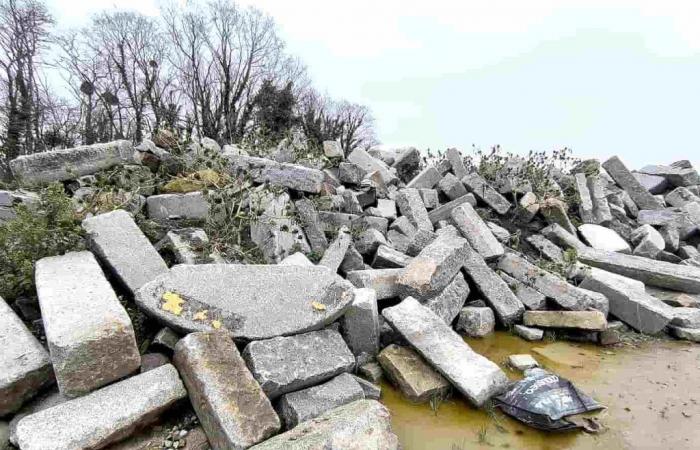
(450, 203, 504, 260)
(35, 251, 141, 397)
(382, 297, 508, 407)
(462, 173, 511, 215)
(498, 272, 547, 310)
(10, 140, 133, 185)
(277, 373, 365, 429)
(146, 192, 209, 220)
(602, 156, 665, 210)
(174, 332, 280, 448)
(295, 198, 329, 253)
(422, 272, 470, 325)
(227, 154, 326, 193)
(428, 193, 477, 224)
(463, 249, 525, 325)
(347, 268, 403, 300)
(498, 253, 609, 314)
(396, 188, 433, 232)
(456, 307, 495, 337)
(578, 247, 700, 294)
(14, 364, 186, 450)
(136, 264, 354, 340)
(406, 166, 441, 189)
(579, 269, 673, 334)
(523, 310, 607, 331)
(578, 224, 631, 253)
(319, 227, 351, 273)
(242, 329, 355, 400)
(340, 288, 380, 360)
(249, 400, 400, 450)
(513, 324, 544, 341)
(0, 296, 53, 416)
(377, 344, 450, 403)
(83, 209, 169, 294)
(397, 232, 470, 300)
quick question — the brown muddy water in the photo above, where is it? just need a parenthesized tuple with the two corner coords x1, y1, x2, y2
(380, 332, 700, 450)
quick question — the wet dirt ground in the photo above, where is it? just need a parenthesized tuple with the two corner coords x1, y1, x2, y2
(381, 332, 700, 450)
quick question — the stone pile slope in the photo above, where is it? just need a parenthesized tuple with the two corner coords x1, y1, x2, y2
(2, 137, 700, 448)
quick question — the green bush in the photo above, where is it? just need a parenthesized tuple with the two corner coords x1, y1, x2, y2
(0, 183, 85, 299)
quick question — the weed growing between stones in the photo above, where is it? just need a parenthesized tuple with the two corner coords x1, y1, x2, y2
(0, 182, 84, 299)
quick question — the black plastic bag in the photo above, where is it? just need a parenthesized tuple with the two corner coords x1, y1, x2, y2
(493, 368, 605, 432)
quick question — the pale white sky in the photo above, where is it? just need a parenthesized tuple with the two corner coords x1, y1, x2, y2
(47, 0, 700, 169)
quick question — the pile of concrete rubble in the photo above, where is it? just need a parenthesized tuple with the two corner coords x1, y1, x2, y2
(2, 137, 700, 449)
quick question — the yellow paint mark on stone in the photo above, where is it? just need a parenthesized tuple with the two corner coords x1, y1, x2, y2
(161, 292, 185, 315)
(311, 301, 327, 311)
(193, 310, 208, 321)
(211, 320, 222, 329)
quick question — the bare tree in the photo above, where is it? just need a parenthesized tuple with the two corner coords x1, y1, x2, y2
(0, 0, 52, 157)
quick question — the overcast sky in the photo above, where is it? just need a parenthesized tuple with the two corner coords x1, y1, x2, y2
(47, 0, 700, 169)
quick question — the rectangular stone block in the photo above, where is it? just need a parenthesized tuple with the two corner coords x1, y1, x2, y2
(242, 329, 355, 400)
(382, 297, 508, 407)
(397, 232, 470, 300)
(602, 156, 664, 210)
(14, 364, 187, 450)
(428, 193, 477, 224)
(227, 154, 326, 193)
(445, 147, 468, 179)
(340, 288, 380, 360)
(146, 192, 209, 220)
(463, 250, 524, 325)
(0, 296, 53, 416)
(406, 166, 441, 189)
(396, 188, 433, 232)
(83, 209, 169, 294)
(498, 272, 547, 310)
(377, 344, 450, 403)
(319, 227, 351, 273)
(497, 253, 609, 314)
(277, 373, 365, 429)
(578, 247, 700, 294)
(295, 198, 329, 253)
(523, 310, 607, 331)
(462, 173, 511, 215)
(372, 244, 412, 268)
(422, 272, 471, 324)
(10, 140, 133, 185)
(574, 173, 595, 223)
(450, 203, 504, 260)
(174, 332, 280, 448)
(35, 251, 141, 397)
(347, 268, 403, 300)
(347, 148, 397, 185)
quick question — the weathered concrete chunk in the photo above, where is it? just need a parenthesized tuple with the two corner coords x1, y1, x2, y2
(574, 173, 595, 223)
(587, 175, 613, 224)
(347, 148, 397, 185)
(0, 296, 53, 416)
(295, 198, 329, 253)
(578, 224, 631, 253)
(514, 324, 544, 341)
(523, 310, 607, 331)
(174, 332, 280, 448)
(277, 373, 365, 429)
(340, 288, 380, 360)
(602, 156, 664, 210)
(580, 269, 673, 334)
(397, 232, 470, 300)
(319, 227, 351, 273)
(462, 173, 511, 215)
(463, 249, 524, 325)
(249, 400, 400, 450)
(540, 198, 576, 234)
(372, 244, 412, 268)
(242, 329, 355, 400)
(10, 140, 133, 185)
(422, 272, 470, 325)
(83, 209, 169, 294)
(382, 297, 508, 407)
(377, 344, 450, 403)
(451, 203, 504, 260)
(498, 272, 547, 310)
(498, 253, 609, 314)
(578, 247, 700, 294)
(639, 164, 700, 187)
(396, 188, 433, 232)
(35, 251, 141, 397)
(14, 364, 186, 450)
(136, 264, 354, 340)
(347, 268, 402, 300)
(456, 307, 495, 337)
(146, 192, 209, 220)
(227, 154, 326, 193)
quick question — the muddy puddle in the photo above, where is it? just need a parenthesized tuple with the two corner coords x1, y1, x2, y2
(380, 332, 700, 450)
